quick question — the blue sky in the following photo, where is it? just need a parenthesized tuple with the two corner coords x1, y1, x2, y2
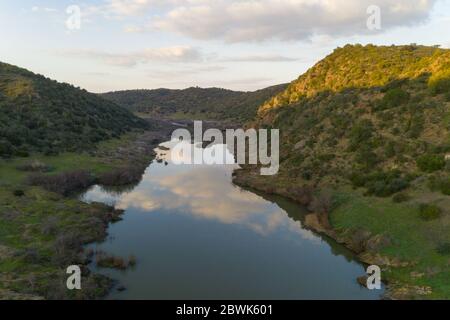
(1, 0, 449, 92)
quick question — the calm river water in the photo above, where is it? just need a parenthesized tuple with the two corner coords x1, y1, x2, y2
(81, 140, 383, 300)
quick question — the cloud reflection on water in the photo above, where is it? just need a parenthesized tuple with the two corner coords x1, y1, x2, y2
(83, 144, 319, 242)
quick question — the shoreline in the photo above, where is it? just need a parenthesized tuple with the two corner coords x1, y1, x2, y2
(0, 120, 177, 300)
(231, 167, 442, 300)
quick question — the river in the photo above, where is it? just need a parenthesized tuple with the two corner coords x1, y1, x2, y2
(81, 140, 383, 300)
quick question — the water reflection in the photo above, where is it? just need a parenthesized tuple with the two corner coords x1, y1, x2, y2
(84, 142, 317, 240)
(81, 141, 383, 300)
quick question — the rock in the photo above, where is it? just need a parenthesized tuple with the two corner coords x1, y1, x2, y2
(365, 234, 392, 252)
(359, 252, 410, 268)
(304, 214, 328, 234)
(294, 140, 306, 150)
(388, 285, 433, 299)
(357, 276, 368, 288)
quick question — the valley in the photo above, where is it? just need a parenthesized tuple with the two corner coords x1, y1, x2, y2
(0, 44, 449, 300)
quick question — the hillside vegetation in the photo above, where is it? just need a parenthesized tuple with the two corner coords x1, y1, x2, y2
(102, 84, 287, 124)
(0, 62, 148, 158)
(256, 45, 450, 189)
(260, 44, 449, 114)
(236, 44, 450, 299)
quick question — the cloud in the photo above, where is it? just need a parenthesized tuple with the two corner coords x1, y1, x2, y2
(103, 0, 181, 16)
(221, 54, 299, 62)
(58, 46, 204, 67)
(151, 0, 438, 42)
(149, 65, 226, 79)
(31, 6, 58, 13)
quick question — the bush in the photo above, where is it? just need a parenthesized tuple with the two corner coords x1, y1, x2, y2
(363, 171, 410, 197)
(309, 190, 336, 214)
(13, 189, 25, 197)
(0, 139, 13, 157)
(445, 92, 450, 102)
(436, 243, 450, 255)
(392, 192, 410, 203)
(429, 76, 450, 95)
(290, 185, 314, 206)
(27, 170, 94, 196)
(95, 251, 135, 270)
(419, 204, 442, 221)
(378, 88, 410, 110)
(417, 154, 446, 172)
(349, 120, 374, 151)
(97, 167, 144, 187)
(438, 178, 450, 195)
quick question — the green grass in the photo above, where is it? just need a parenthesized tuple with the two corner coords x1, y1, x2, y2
(331, 187, 450, 299)
(0, 132, 148, 299)
(0, 132, 142, 187)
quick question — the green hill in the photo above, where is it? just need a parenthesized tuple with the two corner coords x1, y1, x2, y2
(255, 44, 450, 188)
(101, 84, 288, 124)
(259, 44, 449, 116)
(0, 62, 148, 158)
(235, 44, 450, 299)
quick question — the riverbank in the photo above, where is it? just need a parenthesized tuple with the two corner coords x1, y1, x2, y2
(0, 120, 176, 300)
(232, 167, 450, 300)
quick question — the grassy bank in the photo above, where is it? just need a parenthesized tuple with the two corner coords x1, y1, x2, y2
(232, 168, 450, 299)
(0, 130, 166, 300)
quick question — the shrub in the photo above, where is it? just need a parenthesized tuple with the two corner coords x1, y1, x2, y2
(13, 189, 25, 197)
(309, 190, 336, 214)
(95, 251, 135, 270)
(417, 154, 446, 172)
(445, 92, 450, 102)
(436, 243, 450, 255)
(429, 76, 450, 95)
(349, 171, 366, 188)
(364, 171, 410, 197)
(290, 185, 314, 206)
(27, 170, 94, 196)
(392, 192, 410, 203)
(438, 178, 450, 195)
(0, 139, 13, 157)
(97, 167, 144, 186)
(349, 120, 374, 151)
(378, 88, 410, 110)
(419, 204, 442, 221)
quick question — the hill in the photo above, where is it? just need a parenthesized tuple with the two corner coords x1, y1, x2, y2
(254, 44, 450, 187)
(0, 62, 148, 158)
(235, 44, 450, 299)
(101, 84, 288, 123)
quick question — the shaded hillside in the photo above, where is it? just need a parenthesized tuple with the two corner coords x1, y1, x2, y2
(255, 45, 450, 193)
(102, 84, 288, 123)
(0, 62, 148, 157)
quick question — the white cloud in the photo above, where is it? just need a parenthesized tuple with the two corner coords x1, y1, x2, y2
(59, 46, 204, 67)
(31, 6, 58, 13)
(150, 0, 438, 42)
(149, 65, 226, 79)
(221, 54, 299, 62)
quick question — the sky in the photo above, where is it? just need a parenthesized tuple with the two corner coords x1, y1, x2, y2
(0, 0, 449, 93)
